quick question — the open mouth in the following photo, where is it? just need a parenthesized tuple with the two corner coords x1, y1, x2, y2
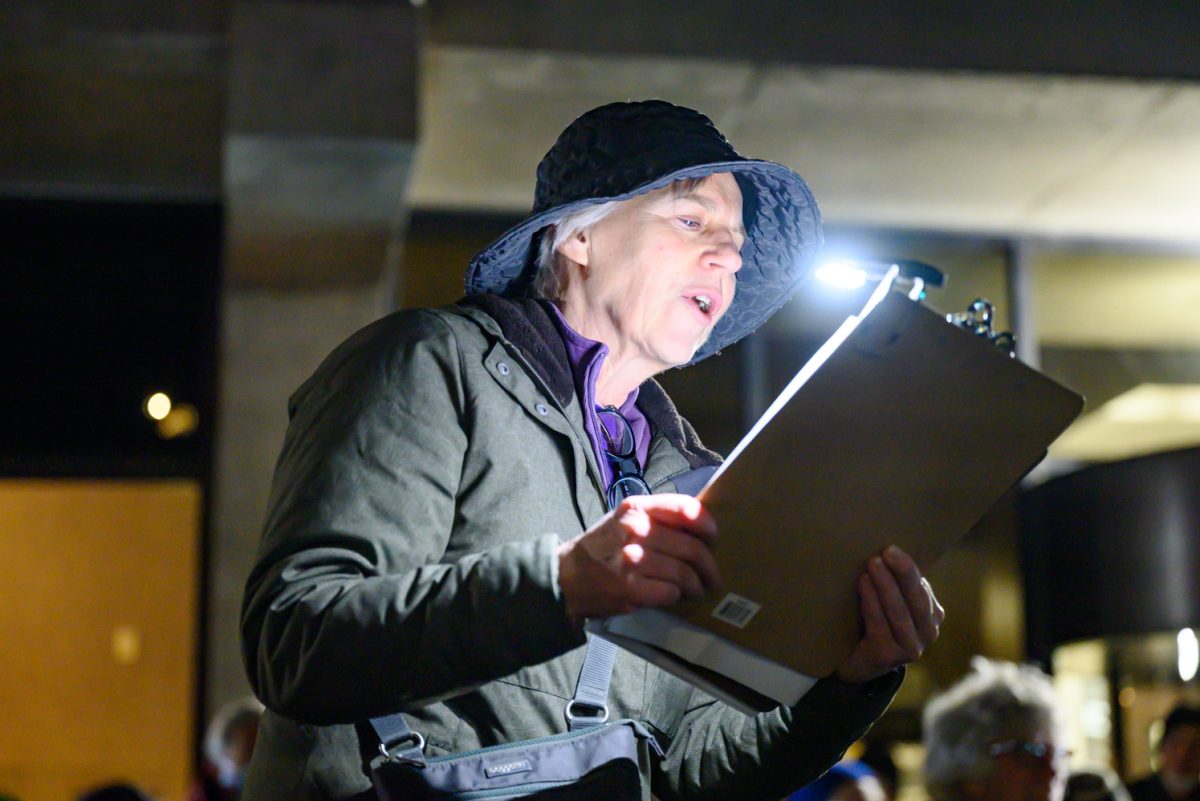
(686, 293, 715, 317)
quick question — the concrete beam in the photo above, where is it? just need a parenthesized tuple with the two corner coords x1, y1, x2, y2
(0, 3, 226, 198)
(428, 0, 1200, 82)
(223, 0, 418, 288)
(224, 135, 414, 288)
(226, 1, 416, 139)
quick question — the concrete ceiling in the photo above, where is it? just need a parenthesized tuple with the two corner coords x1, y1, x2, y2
(5, 1, 1200, 335)
(7, 1, 1200, 246)
(6, 3, 1199, 344)
(426, 0, 1200, 82)
(409, 45, 1200, 248)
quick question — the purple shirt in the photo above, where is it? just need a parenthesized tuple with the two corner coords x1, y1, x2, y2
(547, 303, 652, 491)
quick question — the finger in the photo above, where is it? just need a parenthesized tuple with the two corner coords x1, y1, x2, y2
(925, 578, 947, 626)
(612, 502, 653, 538)
(917, 575, 946, 635)
(620, 495, 718, 543)
(882, 546, 923, 602)
(622, 566, 685, 608)
(632, 522, 723, 593)
(868, 556, 923, 658)
(883, 546, 941, 645)
(578, 503, 645, 558)
(624, 543, 706, 600)
(625, 521, 721, 596)
(858, 572, 891, 642)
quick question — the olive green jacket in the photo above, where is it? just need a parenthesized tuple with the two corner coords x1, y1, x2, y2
(240, 295, 900, 801)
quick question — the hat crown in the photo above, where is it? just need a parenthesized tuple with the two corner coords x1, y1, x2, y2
(532, 100, 743, 213)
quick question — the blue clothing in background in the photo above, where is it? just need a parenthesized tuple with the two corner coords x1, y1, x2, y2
(788, 761, 878, 801)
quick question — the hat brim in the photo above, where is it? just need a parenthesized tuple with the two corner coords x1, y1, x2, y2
(465, 159, 823, 363)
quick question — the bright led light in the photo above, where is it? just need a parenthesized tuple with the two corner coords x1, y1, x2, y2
(144, 392, 172, 421)
(815, 261, 868, 289)
(1179, 628, 1198, 682)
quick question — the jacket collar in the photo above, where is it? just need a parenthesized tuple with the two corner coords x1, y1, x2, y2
(458, 294, 721, 470)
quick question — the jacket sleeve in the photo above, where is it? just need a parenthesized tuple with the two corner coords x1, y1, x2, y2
(652, 670, 903, 801)
(240, 311, 586, 725)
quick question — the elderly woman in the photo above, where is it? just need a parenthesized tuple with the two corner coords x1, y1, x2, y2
(923, 658, 1069, 801)
(239, 100, 944, 800)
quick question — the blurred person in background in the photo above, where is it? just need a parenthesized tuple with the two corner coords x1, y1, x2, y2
(189, 696, 262, 801)
(77, 784, 154, 801)
(857, 738, 899, 801)
(923, 658, 1068, 801)
(1065, 765, 1131, 801)
(1128, 704, 1200, 801)
(786, 761, 888, 801)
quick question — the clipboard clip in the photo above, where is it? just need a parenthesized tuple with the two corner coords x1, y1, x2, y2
(947, 299, 1016, 356)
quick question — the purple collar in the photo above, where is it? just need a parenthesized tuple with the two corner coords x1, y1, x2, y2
(547, 303, 652, 491)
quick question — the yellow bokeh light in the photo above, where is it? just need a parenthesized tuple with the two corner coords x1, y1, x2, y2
(155, 403, 199, 439)
(144, 392, 172, 421)
(111, 624, 142, 665)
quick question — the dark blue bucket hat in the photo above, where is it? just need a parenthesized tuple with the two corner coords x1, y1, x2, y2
(465, 99, 824, 361)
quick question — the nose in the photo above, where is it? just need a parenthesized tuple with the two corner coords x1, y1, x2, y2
(704, 231, 743, 275)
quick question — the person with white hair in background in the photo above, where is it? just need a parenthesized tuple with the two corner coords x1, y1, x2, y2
(189, 696, 263, 801)
(923, 658, 1069, 801)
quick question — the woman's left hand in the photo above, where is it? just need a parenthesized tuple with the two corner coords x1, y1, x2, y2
(834, 545, 945, 685)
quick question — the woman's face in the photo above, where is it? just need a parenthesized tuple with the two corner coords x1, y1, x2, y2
(965, 732, 1068, 801)
(557, 172, 744, 372)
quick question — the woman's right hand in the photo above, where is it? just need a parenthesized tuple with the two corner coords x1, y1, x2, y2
(556, 494, 723, 620)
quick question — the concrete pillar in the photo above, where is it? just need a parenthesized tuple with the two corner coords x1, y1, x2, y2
(208, 0, 418, 716)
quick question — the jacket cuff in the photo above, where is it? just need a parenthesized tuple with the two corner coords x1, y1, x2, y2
(513, 533, 588, 649)
(831, 666, 906, 699)
(787, 667, 904, 745)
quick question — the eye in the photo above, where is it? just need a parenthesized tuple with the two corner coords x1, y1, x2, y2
(677, 217, 702, 230)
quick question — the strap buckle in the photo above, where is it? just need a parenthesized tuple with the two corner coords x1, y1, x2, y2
(378, 731, 426, 765)
(564, 699, 609, 728)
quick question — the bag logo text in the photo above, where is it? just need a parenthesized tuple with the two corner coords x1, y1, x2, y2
(484, 758, 533, 778)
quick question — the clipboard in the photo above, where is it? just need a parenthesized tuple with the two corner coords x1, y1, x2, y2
(590, 276, 1084, 713)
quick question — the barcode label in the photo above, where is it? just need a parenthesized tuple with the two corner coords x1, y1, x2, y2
(711, 593, 762, 628)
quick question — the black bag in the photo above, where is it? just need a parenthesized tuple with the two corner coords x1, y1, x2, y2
(369, 636, 661, 800)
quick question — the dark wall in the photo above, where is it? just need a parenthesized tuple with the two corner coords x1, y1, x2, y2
(1022, 447, 1200, 664)
(1, 198, 222, 476)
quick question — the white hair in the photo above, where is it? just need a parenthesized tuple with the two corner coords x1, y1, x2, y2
(922, 657, 1066, 801)
(531, 201, 620, 299)
(530, 176, 711, 299)
(203, 694, 264, 765)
